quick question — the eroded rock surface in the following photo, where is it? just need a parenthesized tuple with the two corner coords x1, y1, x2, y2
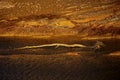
(0, 0, 120, 36)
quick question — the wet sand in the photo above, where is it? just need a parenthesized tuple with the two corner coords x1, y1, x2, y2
(0, 52, 120, 80)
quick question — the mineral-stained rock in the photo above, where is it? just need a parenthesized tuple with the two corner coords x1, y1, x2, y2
(0, 0, 120, 37)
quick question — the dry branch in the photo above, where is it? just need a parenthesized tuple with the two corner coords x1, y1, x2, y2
(16, 43, 88, 50)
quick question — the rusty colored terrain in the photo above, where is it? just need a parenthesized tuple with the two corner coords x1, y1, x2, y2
(0, 0, 120, 37)
(0, 0, 120, 80)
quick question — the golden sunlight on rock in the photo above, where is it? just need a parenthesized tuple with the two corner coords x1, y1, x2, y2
(109, 51, 120, 56)
(49, 18, 75, 28)
(0, 0, 119, 37)
(16, 20, 48, 27)
(66, 52, 79, 56)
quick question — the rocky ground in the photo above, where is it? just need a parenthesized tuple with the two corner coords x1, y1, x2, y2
(0, 0, 120, 37)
